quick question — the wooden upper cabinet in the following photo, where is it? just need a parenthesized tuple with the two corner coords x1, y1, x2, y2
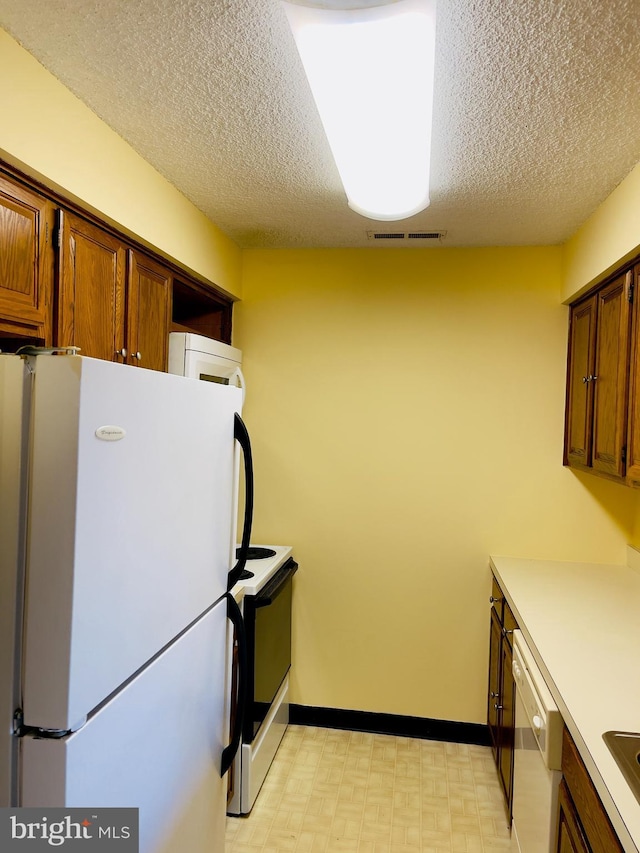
(625, 266, 640, 486)
(58, 210, 127, 361)
(0, 174, 55, 342)
(564, 272, 632, 482)
(591, 274, 631, 479)
(0, 167, 232, 362)
(565, 295, 597, 469)
(126, 249, 172, 372)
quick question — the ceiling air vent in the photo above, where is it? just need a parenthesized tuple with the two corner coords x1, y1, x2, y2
(367, 230, 446, 242)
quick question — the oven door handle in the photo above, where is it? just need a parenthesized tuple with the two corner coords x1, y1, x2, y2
(221, 592, 248, 777)
(228, 413, 254, 591)
(254, 560, 299, 607)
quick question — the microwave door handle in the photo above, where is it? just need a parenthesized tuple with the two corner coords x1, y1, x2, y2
(228, 413, 254, 590)
(221, 593, 248, 777)
(255, 560, 299, 607)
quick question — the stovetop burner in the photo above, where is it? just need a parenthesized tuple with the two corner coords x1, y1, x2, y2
(236, 546, 277, 561)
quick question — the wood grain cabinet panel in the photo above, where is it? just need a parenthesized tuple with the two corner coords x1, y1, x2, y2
(624, 265, 640, 486)
(58, 210, 127, 361)
(555, 780, 589, 853)
(557, 727, 624, 853)
(564, 295, 597, 469)
(0, 174, 55, 342)
(487, 575, 517, 821)
(126, 249, 172, 372)
(564, 271, 632, 483)
(591, 275, 631, 479)
(58, 215, 173, 371)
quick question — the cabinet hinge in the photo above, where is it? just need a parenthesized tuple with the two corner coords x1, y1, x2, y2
(627, 273, 634, 303)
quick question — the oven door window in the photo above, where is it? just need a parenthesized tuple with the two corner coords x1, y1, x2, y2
(247, 566, 295, 741)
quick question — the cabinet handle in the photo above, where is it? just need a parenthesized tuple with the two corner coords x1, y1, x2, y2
(115, 348, 127, 358)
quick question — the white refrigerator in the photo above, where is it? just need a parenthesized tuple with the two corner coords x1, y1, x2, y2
(0, 352, 251, 853)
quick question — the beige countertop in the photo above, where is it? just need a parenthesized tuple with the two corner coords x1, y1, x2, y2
(490, 551, 640, 853)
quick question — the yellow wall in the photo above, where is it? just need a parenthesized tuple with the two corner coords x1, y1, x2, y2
(237, 247, 640, 723)
(562, 163, 640, 303)
(0, 28, 241, 298)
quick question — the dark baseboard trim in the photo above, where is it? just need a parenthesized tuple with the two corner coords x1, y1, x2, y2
(289, 704, 491, 747)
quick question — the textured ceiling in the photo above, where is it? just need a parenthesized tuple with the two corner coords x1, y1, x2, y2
(1, 0, 639, 249)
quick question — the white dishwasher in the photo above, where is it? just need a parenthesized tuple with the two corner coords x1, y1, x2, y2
(511, 630, 564, 853)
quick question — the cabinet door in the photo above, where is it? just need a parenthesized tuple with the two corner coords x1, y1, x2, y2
(0, 174, 55, 340)
(126, 249, 172, 372)
(57, 211, 126, 361)
(564, 296, 597, 469)
(556, 780, 589, 853)
(498, 631, 515, 811)
(487, 607, 501, 759)
(591, 273, 631, 479)
(625, 267, 640, 486)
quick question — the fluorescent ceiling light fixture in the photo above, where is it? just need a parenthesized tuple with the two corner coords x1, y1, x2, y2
(282, 0, 436, 222)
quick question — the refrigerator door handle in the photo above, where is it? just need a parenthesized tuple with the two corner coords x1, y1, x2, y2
(221, 593, 248, 777)
(228, 413, 254, 590)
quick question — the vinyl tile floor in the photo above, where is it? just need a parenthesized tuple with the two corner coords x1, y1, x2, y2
(225, 725, 515, 853)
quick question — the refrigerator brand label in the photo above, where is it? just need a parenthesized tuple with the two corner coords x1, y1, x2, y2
(0, 808, 138, 850)
(95, 426, 126, 442)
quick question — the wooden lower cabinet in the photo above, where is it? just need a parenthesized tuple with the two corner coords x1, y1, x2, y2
(487, 574, 517, 820)
(556, 780, 589, 853)
(556, 727, 624, 853)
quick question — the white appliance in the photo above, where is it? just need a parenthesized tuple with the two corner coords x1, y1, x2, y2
(0, 352, 254, 853)
(168, 332, 244, 398)
(228, 546, 296, 816)
(511, 629, 563, 853)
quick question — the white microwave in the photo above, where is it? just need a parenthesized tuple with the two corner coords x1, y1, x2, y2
(168, 333, 245, 399)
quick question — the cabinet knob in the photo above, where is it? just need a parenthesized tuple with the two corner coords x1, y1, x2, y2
(494, 704, 504, 711)
(489, 595, 501, 604)
(582, 375, 598, 383)
(132, 351, 142, 361)
(116, 348, 127, 358)
(490, 691, 500, 698)
(502, 628, 514, 637)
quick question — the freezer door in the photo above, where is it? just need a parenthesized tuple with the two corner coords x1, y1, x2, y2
(21, 599, 228, 853)
(23, 355, 241, 731)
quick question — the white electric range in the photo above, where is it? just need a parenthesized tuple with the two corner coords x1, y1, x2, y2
(231, 544, 293, 597)
(228, 544, 297, 816)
